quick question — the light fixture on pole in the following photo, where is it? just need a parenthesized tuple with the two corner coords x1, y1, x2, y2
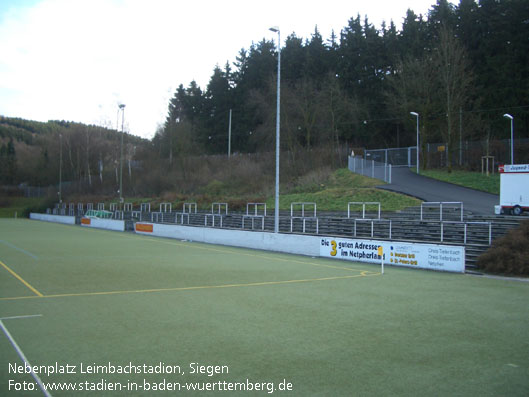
(119, 104, 125, 204)
(410, 112, 419, 174)
(270, 26, 281, 233)
(503, 113, 514, 164)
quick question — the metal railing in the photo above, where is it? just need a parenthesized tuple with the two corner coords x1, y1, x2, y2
(183, 203, 197, 213)
(212, 203, 228, 214)
(290, 217, 319, 234)
(247, 203, 267, 216)
(348, 202, 381, 219)
(421, 202, 464, 221)
(205, 214, 223, 227)
(348, 156, 392, 183)
(440, 221, 492, 245)
(46, 201, 495, 247)
(290, 202, 317, 217)
(353, 219, 392, 239)
(242, 215, 265, 230)
(160, 203, 172, 212)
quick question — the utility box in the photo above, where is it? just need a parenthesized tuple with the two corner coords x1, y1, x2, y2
(496, 164, 529, 215)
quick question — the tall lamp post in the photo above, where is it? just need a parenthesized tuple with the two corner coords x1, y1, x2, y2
(119, 104, 125, 204)
(503, 113, 514, 164)
(270, 26, 281, 233)
(410, 112, 419, 174)
(59, 133, 62, 204)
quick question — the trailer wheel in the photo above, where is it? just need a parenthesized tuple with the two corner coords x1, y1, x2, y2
(513, 206, 523, 216)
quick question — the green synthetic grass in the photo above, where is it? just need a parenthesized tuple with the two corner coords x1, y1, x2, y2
(417, 169, 500, 194)
(0, 219, 528, 396)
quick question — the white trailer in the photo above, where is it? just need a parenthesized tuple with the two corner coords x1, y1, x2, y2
(495, 164, 529, 215)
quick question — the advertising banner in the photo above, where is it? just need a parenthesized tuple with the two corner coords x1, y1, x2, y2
(320, 237, 465, 273)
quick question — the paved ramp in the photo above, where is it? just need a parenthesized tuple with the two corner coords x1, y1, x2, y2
(379, 167, 499, 215)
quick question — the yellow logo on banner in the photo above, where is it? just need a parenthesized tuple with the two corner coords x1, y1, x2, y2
(330, 240, 337, 256)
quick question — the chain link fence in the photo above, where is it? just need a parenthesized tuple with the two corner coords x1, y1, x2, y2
(364, 138, 529, 170)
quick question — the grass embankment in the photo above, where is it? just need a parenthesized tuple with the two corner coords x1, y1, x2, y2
(162, 168, 420, 212)
(418, 169, 500, 194)
(0, 169, 421, 216)
(0, 197, 44, 218)
(267, 168, 420, 211)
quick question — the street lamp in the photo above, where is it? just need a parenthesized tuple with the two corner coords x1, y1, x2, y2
(503, 113, 514, 164)
(119, 104, 125, 204)
(410, 112, 419, 174)
(270, 26, 281, 233)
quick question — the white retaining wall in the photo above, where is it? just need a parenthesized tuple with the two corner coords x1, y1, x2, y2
(30, 213, 76, 225)
(81, 217, 125, 232)
(135, 222, 465, 273)
(135, 222, 319, 256)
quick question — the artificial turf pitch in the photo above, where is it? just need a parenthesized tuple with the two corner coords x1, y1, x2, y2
(0, 218, 528, 396)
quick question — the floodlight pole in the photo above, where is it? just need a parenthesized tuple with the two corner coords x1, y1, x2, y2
(59, 133, 62, 203)
(270, 26, 281, 233)
(228, 108, 232, 157)
(410, 112, 419, 174)
(503, 114, 514, 164)
(119, 104, 125, 204)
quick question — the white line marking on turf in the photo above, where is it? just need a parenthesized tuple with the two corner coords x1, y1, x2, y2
(0, 317, 52, 397)
(0, 239, 39, 260)
(0, 314, 43, 321)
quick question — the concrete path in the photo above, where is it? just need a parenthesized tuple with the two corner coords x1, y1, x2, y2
(379, 167, 499, 215)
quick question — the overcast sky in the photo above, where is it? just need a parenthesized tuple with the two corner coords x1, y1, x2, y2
(0, 0, 449, 139)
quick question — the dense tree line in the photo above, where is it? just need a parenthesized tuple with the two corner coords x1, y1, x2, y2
(1, 0, 528, 198)
(0, 116, 148, 194)
(156, 0, 529, 170)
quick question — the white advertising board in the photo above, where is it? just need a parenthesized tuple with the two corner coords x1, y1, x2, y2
(320, 237, 465, 273)
(81, 217, 125, 231)
(30, 213, 75, 224)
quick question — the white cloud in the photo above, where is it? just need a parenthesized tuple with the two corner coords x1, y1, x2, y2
(0, 0, 447, 138)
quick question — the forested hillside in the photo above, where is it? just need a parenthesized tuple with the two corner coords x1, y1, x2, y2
(157, 0, 528, 164)
(0, 117, 148, 193)
(1, 0, 527, 199)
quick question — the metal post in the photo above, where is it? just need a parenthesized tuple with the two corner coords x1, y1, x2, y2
(459, 107, 463, 166)
(504, 114, 514, 164)
(119, 104, 125, 205)
(59, 134, 62, 203)
(228, 109, 232, 157)
(410, 112, 419, 174)
(270, 27, 281, 234)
